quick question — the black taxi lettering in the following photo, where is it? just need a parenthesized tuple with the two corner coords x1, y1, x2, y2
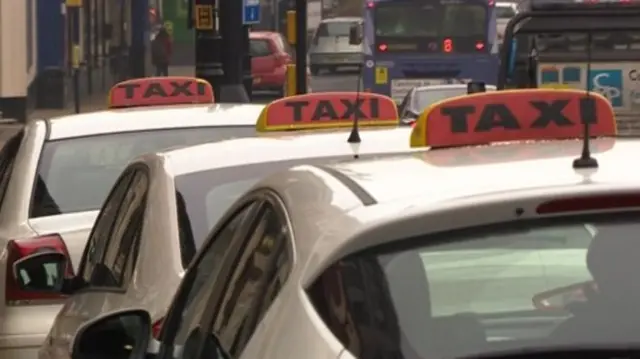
(117, 81, 206, 99)
(284, 98, 380, 122)
(440, 98, 595, 133)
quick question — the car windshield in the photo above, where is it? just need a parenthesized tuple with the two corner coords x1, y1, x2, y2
(496, 5, 516, 19)
(308, 213, 640, 359)
(173, 153, 410, 267)
(32, 127, 256, 218)
(412, 86, 496, 113)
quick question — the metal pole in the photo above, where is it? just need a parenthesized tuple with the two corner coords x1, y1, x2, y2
(193, 0, 225, 99)
(71, 9, 81, 114)
(294, 0, 307, 94)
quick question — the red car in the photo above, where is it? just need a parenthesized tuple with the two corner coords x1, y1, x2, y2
(250, 31, 310, 96)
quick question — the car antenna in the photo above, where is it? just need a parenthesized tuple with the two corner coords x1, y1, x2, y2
(347, 71, 363, 159)
(347, 27, 362, 159)
(572, 29, 598, 170)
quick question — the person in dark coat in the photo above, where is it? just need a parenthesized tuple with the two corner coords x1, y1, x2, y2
(151, 27, 172, 76)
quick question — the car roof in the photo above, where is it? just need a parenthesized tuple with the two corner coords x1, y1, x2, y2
(254, 138, 640, 282)
(45, 103, 264, 140)
(321, 16, 362, 23)
(414, 84, 498, 92)
(496, 1, 518, 7)
(158, 127, 415, 176)
(249, 31, 278, 39)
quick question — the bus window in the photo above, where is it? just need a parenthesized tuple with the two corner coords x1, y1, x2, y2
(374, 2, 488, 53)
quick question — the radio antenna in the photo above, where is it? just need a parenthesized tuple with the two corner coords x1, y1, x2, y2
(347, 25, 363, 159)
(572, 29, 598, 170)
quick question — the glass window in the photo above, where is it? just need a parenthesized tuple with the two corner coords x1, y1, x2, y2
(0, 132, 22, 209)
(412, 85, 497, 113)
(375, 4, 487, 37)
(32, 127, 256, 218)
(317, 21, 356, 37)
(174, 153, 411, 252)
(308, 214, 640, 359)
(249, 39, 272, 57)
(79, 171, 135, 283)
(98, 170, 149, 287)
(211, 205, 290, 357)
(495, 4, 516, 19)
(171, 204, 255, 350)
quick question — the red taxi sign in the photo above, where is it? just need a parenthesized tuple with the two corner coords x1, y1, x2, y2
(255, 92, 398, 132)
(108, 77, 214, 109)
(410, 89, 617, 148)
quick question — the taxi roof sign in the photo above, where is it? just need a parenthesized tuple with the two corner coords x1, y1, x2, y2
(108, 77, 214, 109)
(256, 92, 399, 132)
(410, 89, 617, 149)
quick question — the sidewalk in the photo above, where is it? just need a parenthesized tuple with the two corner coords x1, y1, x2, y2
(29, 66, 195, 120)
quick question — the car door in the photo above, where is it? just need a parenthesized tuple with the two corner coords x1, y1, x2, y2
(172, 192, 293, 359)
(41, 165, 149, 359)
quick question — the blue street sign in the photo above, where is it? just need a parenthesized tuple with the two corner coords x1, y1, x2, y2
(242, 0, 261, 25)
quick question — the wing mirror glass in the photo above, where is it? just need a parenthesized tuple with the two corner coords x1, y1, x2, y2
(71, 310, 151, 359)
(13, 251, 68, 292)
(532, 280, 596, 311)
(349, 24, 362, 45)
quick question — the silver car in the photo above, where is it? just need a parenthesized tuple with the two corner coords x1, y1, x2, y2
(398, 84, 497, 123)
(308, 17, 364, 75)
(0, 103, 262, 359)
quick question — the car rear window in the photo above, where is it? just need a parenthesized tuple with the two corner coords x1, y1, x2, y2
(317, 22, 355, 37)
(307, 213, 640, 358)
(31, 127, 256, 218)
(173, 153, 412, 267)
(249, 39, 272, 57)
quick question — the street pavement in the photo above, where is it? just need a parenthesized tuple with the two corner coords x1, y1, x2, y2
(29, 66, 361, 120)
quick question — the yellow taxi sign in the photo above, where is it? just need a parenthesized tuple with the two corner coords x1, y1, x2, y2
(256, 92, 399, 132)
(409, 89, 616, 149)
(108, 77, 214, 109)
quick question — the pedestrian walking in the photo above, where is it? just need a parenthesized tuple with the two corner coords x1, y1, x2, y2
(151, 26, 172, 77)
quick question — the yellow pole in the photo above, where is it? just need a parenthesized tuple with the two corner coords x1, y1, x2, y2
(285, 64, 297, 97)
(286, 11, 296, 45)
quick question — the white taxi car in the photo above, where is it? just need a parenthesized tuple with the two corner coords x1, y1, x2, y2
(61, 88, 640, 359)
(0, 76, 262, 359)
(16, 91, 416, 359)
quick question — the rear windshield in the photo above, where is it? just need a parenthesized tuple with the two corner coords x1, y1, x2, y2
(173, 153, 409, 267)
(317, 21, 357, 37)
(496, 4, 516, 19)
(249, 39, 272, 57)
(32, 127, 256, 218)
(308, 213, 640, 358)
(412, 86, 496, 112)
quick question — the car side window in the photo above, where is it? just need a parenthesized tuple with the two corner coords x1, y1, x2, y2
(78, 169, 135, 283)
(210, 201, 291, 358)
(0, 131, 23, 210)
(93, 169, 149, 288)
(249, 39, 272, 57)
(169, 203, 258, 351)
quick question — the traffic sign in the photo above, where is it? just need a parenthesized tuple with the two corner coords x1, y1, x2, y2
(242, 0, 261, 25)
(66, 0, 82, 7)
(195, 5, 214, 30)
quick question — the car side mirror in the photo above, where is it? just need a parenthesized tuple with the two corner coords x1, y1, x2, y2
(71, 309, 151, 359)
(349, 25, 362, 45)
(13, 251, 68, 292)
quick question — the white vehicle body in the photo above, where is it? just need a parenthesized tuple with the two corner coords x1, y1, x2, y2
(38, 126, 417, 359)
(101, 137, 640, 359)
(0, 103, 263, 359)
